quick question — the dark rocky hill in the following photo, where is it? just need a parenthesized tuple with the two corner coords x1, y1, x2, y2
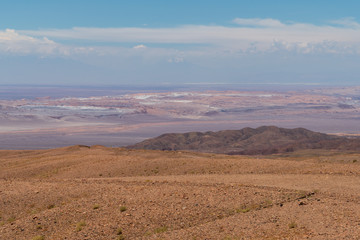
(127, 126, 360, 155)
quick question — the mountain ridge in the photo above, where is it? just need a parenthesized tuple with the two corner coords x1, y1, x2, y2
(127, 126, 360, 155)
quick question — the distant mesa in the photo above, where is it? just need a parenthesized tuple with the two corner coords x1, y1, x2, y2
(127, 126, 360, 155)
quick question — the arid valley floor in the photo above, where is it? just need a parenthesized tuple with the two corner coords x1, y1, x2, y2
(1, 86, 360, 149)
(1, 146, 360, 239)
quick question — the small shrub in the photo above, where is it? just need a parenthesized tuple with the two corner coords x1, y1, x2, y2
(144, 231, 152, 237)
(116, 228, 125, 240)
(117, 235, 125, 240)
(288, 221, 297, 229)
(154, 226, 168, 233)
(7, 217, 15, 223)
(47, 204, 55, 209)
(93, 204, 100, 210)
(297, 191, 309, 199)
(31, 209, 40, 214)
(353, 159, 357, 163)
(260, 199, 273, 208)
(264, 199, 273, 205)
(76, 220, 86, 232)
(116, 227, 123, 235)
(236, 207, 250, 213)
(120, 206, 127, 212)
(31, 236, 45, 240)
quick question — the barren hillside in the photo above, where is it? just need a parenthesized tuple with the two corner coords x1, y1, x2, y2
(1, 146, 360, 239)
(128, 126, 360, 154)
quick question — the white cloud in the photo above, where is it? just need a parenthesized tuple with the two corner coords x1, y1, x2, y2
(0, 29, 58, 55)
(1, 18, 359, 57)
(233, 18, 285, 27)
(329, 17, 360, 29)
(0, 28, 95, 56)
(133, 44, 147, 49)
(19, 19, 360, 53)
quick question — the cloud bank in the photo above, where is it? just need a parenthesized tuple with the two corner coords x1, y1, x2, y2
(1, 18, 360, 86)
(232, 18, 285, 27)
(0, 29, 95, 56)
(0, 18, 359, 58)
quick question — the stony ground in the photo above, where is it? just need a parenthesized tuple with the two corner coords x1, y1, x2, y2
(1, 146, 360, 239)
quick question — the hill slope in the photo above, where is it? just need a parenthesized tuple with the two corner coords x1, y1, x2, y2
(128, 126, 360, 154)
(2, 147, 360, 239)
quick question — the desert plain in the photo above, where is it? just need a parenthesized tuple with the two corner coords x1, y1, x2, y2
(1, 146, 360, 239)
(1, 85, 360, 149)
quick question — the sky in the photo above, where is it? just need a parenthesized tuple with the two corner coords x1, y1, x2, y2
(1, 0, 360, 86)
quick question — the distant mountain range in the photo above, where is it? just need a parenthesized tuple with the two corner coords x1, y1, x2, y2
(127, 126, 360, 155)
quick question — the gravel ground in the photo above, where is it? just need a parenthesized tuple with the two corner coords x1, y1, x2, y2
(1, 147, 360, 239)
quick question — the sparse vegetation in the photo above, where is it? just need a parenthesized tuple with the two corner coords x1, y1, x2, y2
(31, 208, 40, 214)
(7, 216, 15, 223)
(260, 199, 273, 208)
(297, 191, 311, 200)
(264, 199, 272, 205)
(144, 231, 152, 237)
(120, 206, 127, 212)
(93, 204, 100, 209)
(75, 220, 86, 232)
(154, 226, 168, 234)
(31, 236, 45, 240)
(151, 169, 159, 174)
(236, 207, 250, 213)
(116, 227, 125, 239)
(117, 235, 125, 240)
(47, 204, 55, 209)
(116, 227, 123, 235)
(223, 237, 233, 240)
(288, 221, 297, 229)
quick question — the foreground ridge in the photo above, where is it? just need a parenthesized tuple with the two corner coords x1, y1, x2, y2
(2, 145, 360, 239)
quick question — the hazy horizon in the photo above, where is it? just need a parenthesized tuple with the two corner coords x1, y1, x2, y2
(0, 83, 354, 100)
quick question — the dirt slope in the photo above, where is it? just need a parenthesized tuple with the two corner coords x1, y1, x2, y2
(1, 146, 360, 239)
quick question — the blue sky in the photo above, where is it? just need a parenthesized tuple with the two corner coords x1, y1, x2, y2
(1, 0, 360, 86)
